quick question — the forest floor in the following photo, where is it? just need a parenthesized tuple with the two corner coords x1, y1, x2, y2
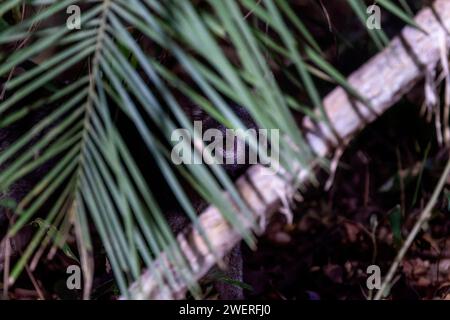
(244, 97, 450, 300)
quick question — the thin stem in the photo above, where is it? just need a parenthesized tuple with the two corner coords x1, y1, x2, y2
(374, 156, 450, 300)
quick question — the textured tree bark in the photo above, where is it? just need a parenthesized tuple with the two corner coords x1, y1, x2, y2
(126, 0, 450, 299)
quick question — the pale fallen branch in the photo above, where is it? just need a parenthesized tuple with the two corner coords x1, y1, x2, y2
(125, 0, 450, 299)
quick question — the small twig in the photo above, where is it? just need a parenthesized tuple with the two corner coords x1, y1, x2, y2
(396, 148, 406, 216)
(317, 0, 332, 32)
(374, 156, 450, 300)
(324, 146, 344, 191)
(0, 6, 41, 100)
(2, 237, 11, 299)
(243, 0, 262, 20)
(24, 265, 45, 300)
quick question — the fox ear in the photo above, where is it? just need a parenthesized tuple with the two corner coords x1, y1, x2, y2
(180, 101, 209, 121)
(189, 105, 209, 121)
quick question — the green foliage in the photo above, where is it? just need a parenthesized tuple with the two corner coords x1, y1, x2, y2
(388, 205, 403, 247)
(0, 0, 416, 299)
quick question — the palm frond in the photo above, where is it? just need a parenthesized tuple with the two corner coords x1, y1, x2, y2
(0, 0, 415, 299)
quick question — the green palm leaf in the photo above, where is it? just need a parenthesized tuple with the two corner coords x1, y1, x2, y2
(0, 0, 415, 299)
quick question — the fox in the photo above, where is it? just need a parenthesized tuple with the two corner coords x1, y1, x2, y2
(0, 63, 254, 299)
